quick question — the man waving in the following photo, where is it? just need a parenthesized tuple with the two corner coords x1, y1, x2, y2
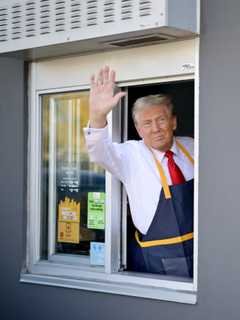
(84, 66, 194, 277)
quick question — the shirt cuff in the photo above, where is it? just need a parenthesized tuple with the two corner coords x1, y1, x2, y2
(83, 122, 109, 142)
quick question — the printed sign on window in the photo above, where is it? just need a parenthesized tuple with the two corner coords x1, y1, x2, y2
(57, 197, 80, 243)
(90, 242, 105, 266)
(87, 192, 105, 230)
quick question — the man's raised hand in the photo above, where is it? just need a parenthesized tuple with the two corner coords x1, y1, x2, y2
(89, 66, 126, 128)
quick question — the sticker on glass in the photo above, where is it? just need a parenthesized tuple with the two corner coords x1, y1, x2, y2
(90, 242, 105, 266)
(87, 192, 105, 230)
(57, 197, 80, 243)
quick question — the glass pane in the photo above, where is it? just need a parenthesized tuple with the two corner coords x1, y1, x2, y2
(41, 91, 105, 259)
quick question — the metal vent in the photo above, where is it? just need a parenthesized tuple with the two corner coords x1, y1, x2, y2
(11, 4, 22, 40)
(25, 1, 36, 38)
(55, 0, 66, 32)
(70, 0, 81, 30)
(0, 0, 198, 59)
(87, 0, 98, 26)
(40, 0, 51, 35)
(104, 0, 115, 24)
(121, 0, 133, 20)
(0, 8, 8, 42)
(108, 34, 175, 47)
(0, 7, 8, 42)
(139, 0, 152, 17)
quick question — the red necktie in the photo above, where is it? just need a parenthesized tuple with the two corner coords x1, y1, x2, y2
(165, 150, 185, 185)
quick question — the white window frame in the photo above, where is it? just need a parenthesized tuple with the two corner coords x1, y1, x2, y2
(22, 40, 199, 304)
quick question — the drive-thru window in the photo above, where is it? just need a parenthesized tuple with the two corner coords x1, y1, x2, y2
(24, 38, 199, 303)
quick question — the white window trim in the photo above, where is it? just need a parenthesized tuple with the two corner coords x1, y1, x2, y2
(22, 43, 199, 303)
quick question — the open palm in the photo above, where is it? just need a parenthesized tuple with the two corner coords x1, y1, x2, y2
(89, 66, 126, 122)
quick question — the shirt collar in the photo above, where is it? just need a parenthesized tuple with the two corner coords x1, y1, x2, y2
(151, 137, 180, 162)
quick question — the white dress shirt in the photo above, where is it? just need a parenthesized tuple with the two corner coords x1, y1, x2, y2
(83, 125, 194, 235)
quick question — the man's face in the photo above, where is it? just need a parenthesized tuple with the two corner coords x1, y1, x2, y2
(135, 104, 177, 152)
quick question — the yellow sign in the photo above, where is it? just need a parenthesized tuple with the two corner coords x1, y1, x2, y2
(57, 197, 80, 243)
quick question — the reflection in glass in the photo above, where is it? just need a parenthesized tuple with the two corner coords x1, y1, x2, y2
(41, 91, 105, 259)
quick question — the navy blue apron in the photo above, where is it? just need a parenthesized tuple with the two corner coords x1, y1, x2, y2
(127, 141, 194, 278)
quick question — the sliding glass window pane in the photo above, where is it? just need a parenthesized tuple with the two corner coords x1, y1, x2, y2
(41, 91, 105, 259)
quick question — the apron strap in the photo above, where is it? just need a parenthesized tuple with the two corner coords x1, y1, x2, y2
(135, 230, 194, 247)
(176, 140, 194, 165)
(151, 139, 194, 200)
(153, 156, 172, 199)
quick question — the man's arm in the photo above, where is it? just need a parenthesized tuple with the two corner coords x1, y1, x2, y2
(84, 66, 128, 182)
(84, 125, 130, 183)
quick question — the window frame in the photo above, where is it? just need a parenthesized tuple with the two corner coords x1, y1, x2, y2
(22, 48, 199, 304)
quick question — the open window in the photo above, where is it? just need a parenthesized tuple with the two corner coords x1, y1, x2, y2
(119, 80, 195, 272)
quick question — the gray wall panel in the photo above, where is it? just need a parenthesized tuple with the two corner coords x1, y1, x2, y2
(1, 0, 240, 319)
(197, 1, 240, 318)
(168, 0, 197, 32)
(0, 57, 25, 320)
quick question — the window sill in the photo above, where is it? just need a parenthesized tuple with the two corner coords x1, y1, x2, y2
(20, 261, 197, 304)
